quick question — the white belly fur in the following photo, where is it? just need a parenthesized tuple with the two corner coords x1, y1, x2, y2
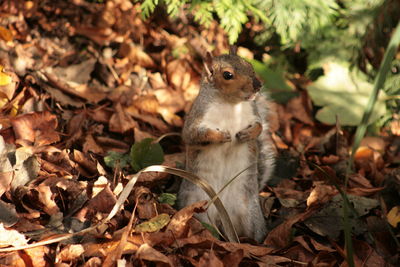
(195, 101, 257, 225)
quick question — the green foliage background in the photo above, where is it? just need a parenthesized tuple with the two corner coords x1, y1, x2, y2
(138, 0, 399, 128)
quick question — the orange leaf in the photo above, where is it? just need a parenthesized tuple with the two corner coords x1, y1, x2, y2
(0, 26, 13, 42)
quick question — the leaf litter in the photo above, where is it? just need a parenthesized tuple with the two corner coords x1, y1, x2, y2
(0, 0, 399, 266)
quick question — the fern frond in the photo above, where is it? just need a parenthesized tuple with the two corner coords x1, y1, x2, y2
(139, 0, 159, 19)
(165, 0, 186, 17)
(191, 1, 214, 27)
(214, 0, 248, 44)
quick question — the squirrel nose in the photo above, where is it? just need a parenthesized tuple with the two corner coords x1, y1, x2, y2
(253, 78, 262, 92)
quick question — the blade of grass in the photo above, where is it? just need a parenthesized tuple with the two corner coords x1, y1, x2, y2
(344, 21, 400, 267)
(349, 22, 400, 173)
(142, 165, 239, 242)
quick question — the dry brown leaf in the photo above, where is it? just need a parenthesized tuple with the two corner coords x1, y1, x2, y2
(309, 237, 335, 252)
(0, 26, 13, 42)
(352, 239, 385, 266)
(132, 95, 159, 114)
(390, 117, 400, 135)
(72, 150, 99, 178)
(126, 105, 169, 132)
(134, 128, 155, 142)
(286, 95, 314, 125)
(81, 185, 117, 220)
(83, 235, 143, 257)
(94, 136, 130, 153)
(280, 244, 314, 264)
(307, 183, 337, 207)
(167, 200, 207, 238)
(11, 111, 60, 145)
(58, 244, 85, 262)
(265, 208, 315, 249)
(129, 44, 156, 68)
(221, 249, 244, 266)
(0, 251, 25, 266)
(311, 251, 337, 266)
(0, 171, 13, 198)
(23, 245, 49, 267)
(109, 103, 138, 133)
(0, 66, 18, 100)
(74, 26, 117, 46)
(0, 223, 28, 247)
(166, 59, 200, 102)
(132, 186, 157, 220)
(36, 183, 59, 215)
(136, 243, 173, 266)
(83, 134, 104, 154)
(198, 251, 224, 267)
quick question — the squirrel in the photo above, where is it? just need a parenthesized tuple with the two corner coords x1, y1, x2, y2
(178, 47, 275, 242)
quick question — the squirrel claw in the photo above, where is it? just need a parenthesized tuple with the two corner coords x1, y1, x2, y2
(220, 131, 232, 143)
(236, 122, 262, 142)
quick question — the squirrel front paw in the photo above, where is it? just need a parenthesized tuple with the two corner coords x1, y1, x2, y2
(205, 128, 232, 143)
(236, 122, 262, 142)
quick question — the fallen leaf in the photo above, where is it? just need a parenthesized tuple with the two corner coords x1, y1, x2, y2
(307, 183, 337, 207)
(130, 138, 164, 172)
(58, 244, 85, 262)
(0, 200, 18, 227)
(136, 243, 173, 266)
(303, 194, 379, 239)
(109, 103, 138, 133)
(265, 208, 315, 249)
(0, 223, 28, 247)
(0, 26, 13, 42)
(387, 206, 400, 228)
(135, 213, 170, 233)
(0, 65, 12, 86)
(24, 246, 49, 267)
(11, 111, 60, 145)
(198, 250, 224, 267)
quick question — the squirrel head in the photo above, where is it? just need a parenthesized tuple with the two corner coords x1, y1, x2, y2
(203, 47, 262, 102)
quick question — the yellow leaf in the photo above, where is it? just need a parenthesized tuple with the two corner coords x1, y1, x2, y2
(387, 206, 400, 227)
(0, 65, 12, 86)
(0, 26, 13, 42)
(134, 213, 170, 233)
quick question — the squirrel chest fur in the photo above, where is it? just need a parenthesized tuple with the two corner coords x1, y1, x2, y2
(178, 50, 275, 242)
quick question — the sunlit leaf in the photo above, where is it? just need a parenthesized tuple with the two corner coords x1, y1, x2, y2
(134, 213, 170, 233)
(0, 66, 12, 86)
(306, 61, 387, 125)
(0, 26, 12, 42)
(387, 206, 400, 228)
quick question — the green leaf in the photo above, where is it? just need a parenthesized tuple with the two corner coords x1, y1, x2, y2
(306, 61, 387, 126)
(250, 59, 297, 103)
(134, 213, 170, 233)
(104, 151, 130, 169)
(158, 193, 177, 206)
(130, 138, 164, 172)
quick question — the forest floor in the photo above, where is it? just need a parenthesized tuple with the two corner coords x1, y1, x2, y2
(0, 1, 399, 266)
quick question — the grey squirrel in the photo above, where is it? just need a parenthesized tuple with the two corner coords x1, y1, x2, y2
(178, 47, 275, 242)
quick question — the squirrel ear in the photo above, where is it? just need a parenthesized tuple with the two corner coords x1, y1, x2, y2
(229, 46, 238, 55)
(204, 52, 213, 81)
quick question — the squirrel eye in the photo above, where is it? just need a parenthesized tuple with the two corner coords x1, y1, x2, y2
(223, 71, 234, 80)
